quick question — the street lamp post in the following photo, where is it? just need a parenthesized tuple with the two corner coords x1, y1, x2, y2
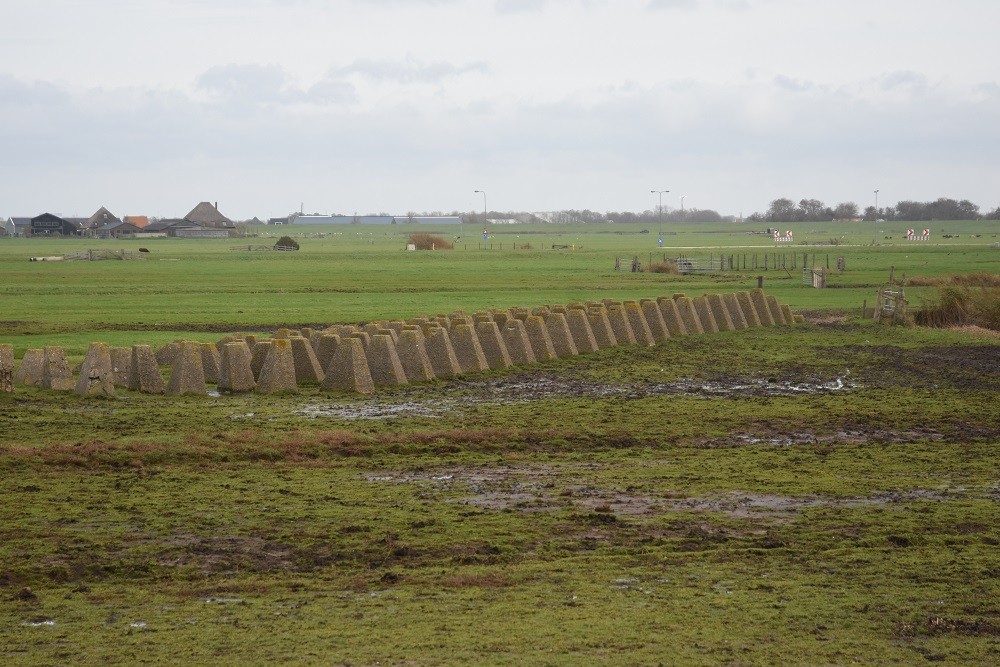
(680, 195, 686, 214)
(474, 190, 487, 222)
(873, 189, 879, 245)
(651, 189, 669, 245)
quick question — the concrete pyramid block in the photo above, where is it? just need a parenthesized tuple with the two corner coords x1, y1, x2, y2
(749, 289, 776, 326)
(367, 334, 408, 386)
(396, 329, 435, 382)
(128, 345, 165, 394)
(736, 291, 762, 328)
(768, 296, 789, 325)
(316, 334, 341, 378)
(723, 293, 749, 330)
(348, 331, 371, 350)
(165, 341, 207, 396)
(501, 319, 538, 365)
(640, 299, 670, 342)
(215, 333, 247, 351)
(75, 342, 115, 396)
(256, 338, 298, 394)
(16, 349, 44, 387)
(110, 347, 132, 387)
(219, 341, 256, 393)
(200, 343, 222, 383)
(767, 296, 795, 324)
(656, 297, 688, 337)
(605, 304, 637, 345)
(674, 297, 705, 335)
(492, 311, 512, 328)
(272, 328, 297, 339)
(623, 301, 655, 346)
(321, 337, 375, 394)
(155, 340, 183, 366)
(707, 294, 735, 332)
(587, 308, 617, 349)
(566, 309, 599, 353)
(450, 323, 490, 374)
(0, 344, 13, 393)
(692, 296, 719, 334)
(290, 336, 325, 385)
(309, 330, 325, 354)
(42, 346, 74, 391)
(524, 316, 557, 361)
(476, 321, 513, 370)
(424, 327, 462, 378)
(545, 312, 579, 358)
(250, 341, 273, 380)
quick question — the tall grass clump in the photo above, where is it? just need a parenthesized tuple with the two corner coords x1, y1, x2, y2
(408, 233, 453, 250)
(914, 285, 1000, 331)
(646, 260, 678, 274)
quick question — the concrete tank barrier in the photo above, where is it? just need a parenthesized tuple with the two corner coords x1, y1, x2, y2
(316, 334, 342, 378)
(42, 346, 74, 391)
(691, 296, 719, 334)
(201, 343, 222, 384)
(605, 304, 637, 345)
(736, 291, 762, 328)
(749, 288, 776, 326)
(623, 301, 655, 347)
(502, 318, 538, 365)
(707, 294, 735, 332)
(722, 293, 749, 330)
(673, 296, 705, 335)
(256, 338, 298, 394)
(780, 303, 795, 326)
(155, 340, 182, 366)
(128, 345, 165, 394)
(290, 336, 325, 385)
(219, 341, 256, 393)
(16, 349, 44, 387)
(524, 315, 557, 361)
(545, 312, 579, 358)
(640, 299, 670, 342)
(110, 347, 132, 387)
(424, 327, 462, 379)
(76, 342, 116, 396)
(450, 323, 490, 374)
(566, 309, 600, 354)
(322, 337, 375, 394)
(396, 329, 436, 382)
(656, 297, 688, 337)
(476, 321, 513, 370)
(250, 340, 273, 381)
(0, 344, 13, 393)
(767, 296, 789, 325)
(587, 306, 618, 349)
(166, 341, 207, 396)
(367, 334, 408, 386)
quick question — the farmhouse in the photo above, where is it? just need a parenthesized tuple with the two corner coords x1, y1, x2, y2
(292, 215, 462, 225)
(124, 215, 149, 229)
(30, 213, 80, 237)
(185, 201, 232, 227)
(94, 220, 143, 239)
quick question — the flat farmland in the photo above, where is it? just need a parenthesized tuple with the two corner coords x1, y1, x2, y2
(1, 222, 998, 665)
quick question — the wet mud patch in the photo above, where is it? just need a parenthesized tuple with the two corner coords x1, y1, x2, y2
(295, 372, 857, 420)
(698, 426, 946, 448)
(830, 344, 1000, 390)
(157, 535, 296, 574)
(364, 466, 964, 520)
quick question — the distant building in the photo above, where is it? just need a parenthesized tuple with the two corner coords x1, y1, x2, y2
(124, 215, 150, 229)
(94, 220, 142, 239)
(30, 213, 80, 237)
(184, 201, 232, 227)
(85, 206, 121, 231)
(4, 217, 32, 237)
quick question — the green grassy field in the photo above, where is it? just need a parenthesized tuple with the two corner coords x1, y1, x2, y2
(1, 222, 998, 665)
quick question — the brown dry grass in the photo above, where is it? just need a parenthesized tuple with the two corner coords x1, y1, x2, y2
(906, 272, 1000, 287)
(914, 285, 1000, 331)
(646, 260, 679, 274)
(408, 233, 453, 250)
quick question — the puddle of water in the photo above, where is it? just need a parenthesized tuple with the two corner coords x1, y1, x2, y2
(203, 597, 245, 604)
(22, 618, 55, 627)
(129, 621, 147, 629)
(296, 400, 452, 420)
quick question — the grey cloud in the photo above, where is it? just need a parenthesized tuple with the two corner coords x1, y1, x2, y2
(879, 70, 929, 93)
(196, 63, 291, 101)
(495, 0, 546, 13)
(773, 75, 815, 93)
(332, 59, 488, 84)
(647, 0, 699, 10)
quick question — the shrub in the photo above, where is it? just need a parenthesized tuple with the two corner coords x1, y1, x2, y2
(646, 260, 678, 274)
(274, 236, 299, 251)
(519, 242, 533, 250)
(914, 286, 1000, 331)
(408, 233, 453, 250)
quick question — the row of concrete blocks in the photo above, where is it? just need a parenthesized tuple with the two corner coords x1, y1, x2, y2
(0, 290, 799, 396)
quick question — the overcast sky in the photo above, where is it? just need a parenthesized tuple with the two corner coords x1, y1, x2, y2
(2, 0, 998, 220)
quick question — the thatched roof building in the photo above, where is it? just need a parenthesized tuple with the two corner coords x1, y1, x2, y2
(86, 206, 121, 229)
(184, 202, 232, 227)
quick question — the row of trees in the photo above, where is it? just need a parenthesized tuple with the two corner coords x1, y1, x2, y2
(751, 197, 999, 223)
